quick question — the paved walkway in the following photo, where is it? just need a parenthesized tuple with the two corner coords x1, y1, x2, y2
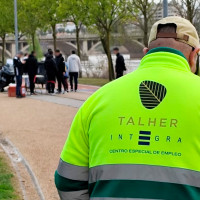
(78, 84, 100, 94)
(0, 84, 99, 200)
(29, 95, 84, 108)
(29, 84, 100, 108)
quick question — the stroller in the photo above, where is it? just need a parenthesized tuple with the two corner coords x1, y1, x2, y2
(0, 61, 15, 92)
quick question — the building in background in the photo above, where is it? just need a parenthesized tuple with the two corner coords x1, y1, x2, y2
(154, 3, 179, 21)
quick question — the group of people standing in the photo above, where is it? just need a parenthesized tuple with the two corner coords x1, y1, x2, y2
(13, 46, 125, 98)
(44, 49, 81, 94)
(13, 49, 81, 98)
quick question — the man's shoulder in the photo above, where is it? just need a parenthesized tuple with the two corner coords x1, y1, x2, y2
(119, 54, 124, 59)
(61, 56, 64, 62)
(82, 73, 134, 106)
(68, 55, 79, 61)
(73, 55, 80, 59)
(28, 57, 33, 62)
(117, 53, 123, 57)
(68, 55, 73, 60)
(187, 73, 200, 90)
(13, 57, 18, 62)
(51, 59, 56, 64)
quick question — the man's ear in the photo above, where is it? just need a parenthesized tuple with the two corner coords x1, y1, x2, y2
(143, 47, 149, 55)
(189, 47, 200, 73)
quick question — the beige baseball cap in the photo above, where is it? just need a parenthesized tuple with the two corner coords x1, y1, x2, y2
(148, 16, 200, 49)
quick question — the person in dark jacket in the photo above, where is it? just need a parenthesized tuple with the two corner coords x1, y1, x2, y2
(113, 47, 126, 79)
(14, 51, 25, 98)
(45, 50, 57, 94)
(27, 51, 38, 95)
(55, 49, 66, 93)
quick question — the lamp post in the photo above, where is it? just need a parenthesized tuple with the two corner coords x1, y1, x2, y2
(14, 0, 18, 54)
(163, 0, 168, 18)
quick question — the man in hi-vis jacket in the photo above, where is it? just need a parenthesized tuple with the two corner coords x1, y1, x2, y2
(55, 17, 200, 200)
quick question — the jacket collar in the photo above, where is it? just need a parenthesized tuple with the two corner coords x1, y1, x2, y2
(139, 47, 191, 72)
(56, 54, 62, 58)
(116, 53, 120, 57)
(146, 47, 186, 59)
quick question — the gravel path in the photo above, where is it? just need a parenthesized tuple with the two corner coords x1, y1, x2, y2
(0, 85, 98, 199)
(29, 95, 84, 108)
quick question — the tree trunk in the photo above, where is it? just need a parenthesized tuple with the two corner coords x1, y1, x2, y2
(143, 11, 148, 47)
(75, 24, 82, 78)
(186, 1, 193, 22)
(52, 24, 57, 51)
(1, 34, 6, 66)
(31, 33, 36, 51)
(101, 31, 115, 81)
(75, 25, 81, 58)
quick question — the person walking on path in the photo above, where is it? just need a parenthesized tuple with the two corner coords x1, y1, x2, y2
(113, 47, 126, 79)
(27, 51, 38, 95)
(13, 51, 25, 98)
(44, 50, 57, 94)
(55, 49, 66, 94)
(55, 17, 200, 200)
(67, 50, 81, 92)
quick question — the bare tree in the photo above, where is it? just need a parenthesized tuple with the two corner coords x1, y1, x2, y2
(128, 0, 161, 46)
(171, 0, 200, 23)
(85, 0, 128, 81)
(194, 7, 200, 34)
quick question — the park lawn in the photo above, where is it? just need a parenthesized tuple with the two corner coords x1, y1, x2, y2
(79, 78, 109, 87)
(0, 152, 20, 200)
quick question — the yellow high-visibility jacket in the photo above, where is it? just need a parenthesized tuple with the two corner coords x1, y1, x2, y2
(55, 47, 200, 200)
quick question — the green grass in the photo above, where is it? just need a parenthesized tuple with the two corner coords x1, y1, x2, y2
(79, 78, 109, 87)
(0, 154, 19, 200)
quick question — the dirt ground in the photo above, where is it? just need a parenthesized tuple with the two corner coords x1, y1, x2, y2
(0, 93, 80, 200)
